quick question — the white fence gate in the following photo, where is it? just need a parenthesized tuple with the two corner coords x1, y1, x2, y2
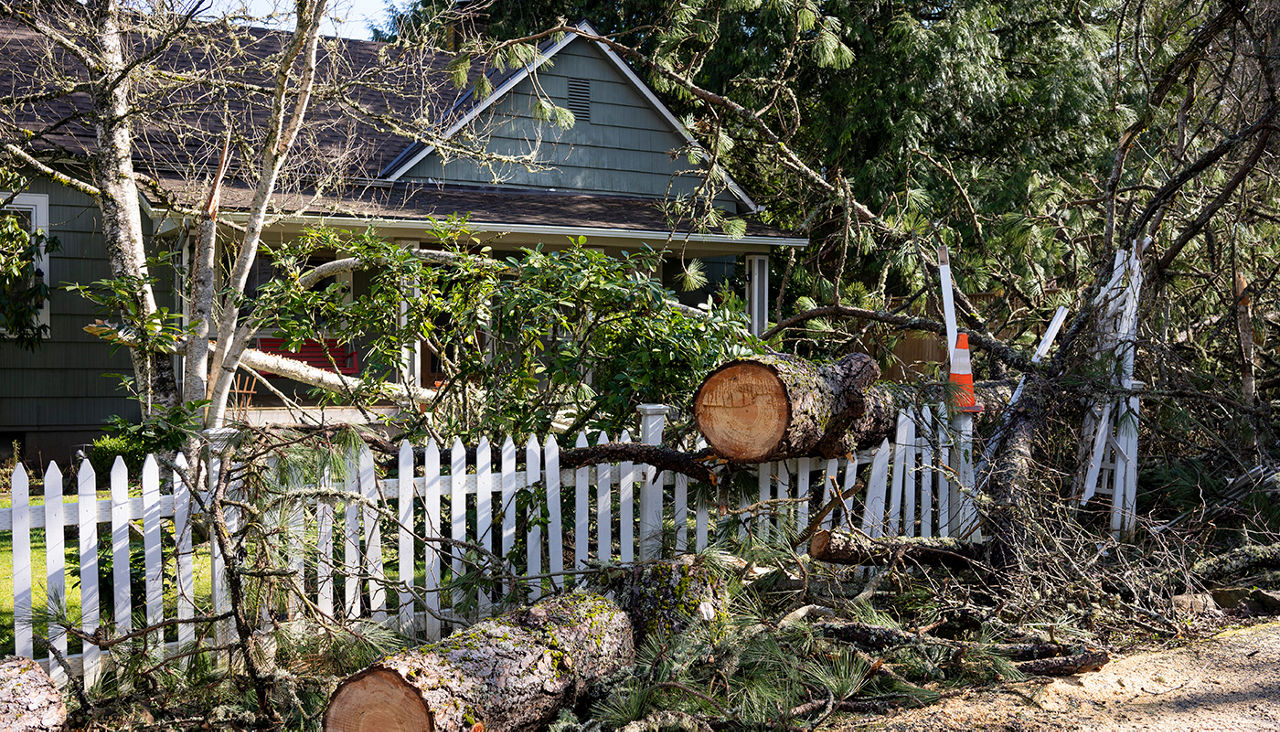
(2, 402, 991, 683)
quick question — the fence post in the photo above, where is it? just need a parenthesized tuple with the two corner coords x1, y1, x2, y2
(637, 404, 669, 561)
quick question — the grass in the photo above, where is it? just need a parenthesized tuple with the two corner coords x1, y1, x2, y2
(0, 518, 213, 657)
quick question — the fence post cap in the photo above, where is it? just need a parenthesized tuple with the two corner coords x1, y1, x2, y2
(203, 427, 239, 451)
(636, 404, 670, 416)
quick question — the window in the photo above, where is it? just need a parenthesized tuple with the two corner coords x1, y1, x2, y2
(0, 192, 51, 340)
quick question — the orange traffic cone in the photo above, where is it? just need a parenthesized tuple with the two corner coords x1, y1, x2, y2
(949, 333, 982, 413)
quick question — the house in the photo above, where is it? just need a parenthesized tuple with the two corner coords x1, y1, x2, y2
(0, 18, 805, 462)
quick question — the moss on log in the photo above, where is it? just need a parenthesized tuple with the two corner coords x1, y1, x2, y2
(324, 593, 632, 732)
(599, 554, 730, 648)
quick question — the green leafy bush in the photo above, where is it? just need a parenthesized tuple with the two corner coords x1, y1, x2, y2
(89, 433, 150, 478)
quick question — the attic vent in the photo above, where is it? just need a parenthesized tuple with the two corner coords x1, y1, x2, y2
(566, 78, 591, 123)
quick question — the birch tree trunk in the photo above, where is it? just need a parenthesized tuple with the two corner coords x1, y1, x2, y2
(88, 0, 177, 412)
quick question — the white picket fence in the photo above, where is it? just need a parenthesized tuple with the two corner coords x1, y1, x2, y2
(2, 403, 984, 684)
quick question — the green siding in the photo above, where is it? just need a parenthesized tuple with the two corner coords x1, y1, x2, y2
(0, 177, 173, 453)
(404, 40, 742, 210)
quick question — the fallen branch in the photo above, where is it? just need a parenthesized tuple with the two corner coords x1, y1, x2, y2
(809, 529, 985, 568)
(1015, 650, 1110, 676)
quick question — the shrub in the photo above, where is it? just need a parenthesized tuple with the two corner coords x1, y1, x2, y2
(89, 433, 149, 479)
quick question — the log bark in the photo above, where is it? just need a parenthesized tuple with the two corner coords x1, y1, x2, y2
(0, 656, 66, 732)
(809, 529, 985, 568)
(693, 352, 880, 461)
(324, 593, 633, 732)
(1015, 650, 1110, 676)
(605, 554, 729, 648)
(693, 352, 1011, 461)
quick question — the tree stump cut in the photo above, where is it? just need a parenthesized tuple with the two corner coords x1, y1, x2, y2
(693, 352, 880, 462)
(0, 656, 67, 732)
(324, 593, 633, 732)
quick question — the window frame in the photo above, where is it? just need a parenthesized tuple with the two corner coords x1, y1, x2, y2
(0, 192, 51, 336)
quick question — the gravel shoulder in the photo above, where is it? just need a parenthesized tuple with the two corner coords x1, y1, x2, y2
(840, 619, 1280, 731)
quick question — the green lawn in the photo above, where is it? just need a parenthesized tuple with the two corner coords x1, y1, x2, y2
(0, 521, 213, 656)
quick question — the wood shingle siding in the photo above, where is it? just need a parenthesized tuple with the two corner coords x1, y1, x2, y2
(404, 41, 740, 209)
(0, 178, 171, 458)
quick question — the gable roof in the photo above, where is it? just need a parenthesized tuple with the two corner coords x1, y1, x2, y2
(1, 15, 797, 244)
(379, 21, 760, 212)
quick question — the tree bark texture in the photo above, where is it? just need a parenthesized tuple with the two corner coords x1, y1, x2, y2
(0, 656, 66, 732)
(599, 554, 730, 648)
(89, 0, 178, 412)
(693, 352, 880, 461)
(809, 529, 985, 568)
(324, 593, 633, 732)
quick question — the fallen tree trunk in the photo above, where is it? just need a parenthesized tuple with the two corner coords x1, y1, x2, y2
(0, 656, 66, 732)
(809, 529, 986, 568)
(693, 352, 880, 462)
(693, 352, 1010, 461)
(324, 593, 632, 732)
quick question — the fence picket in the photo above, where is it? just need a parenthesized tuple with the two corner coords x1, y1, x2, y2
(111, 457, 132, 640)
(12, 463, 31, 660)
(525, 435, 542, 600)
(575, 432, 589, 573)
(695, 438, 709, 552)
(77, 460, 101, 684)
(862, 439, 891, 538)
(545, 436, 563, 591)
(777, 461, 792, 536)
(142, 455, 163, 659)
(343, 455, 361, 620)
(937, 404, 952, 536)
(840, 456, 857, 530)
(618, 431, 634, 563)
(796, 458, 811, 533)
(360, 448, 386, 622)
(901, 417, 918, 537)
(450, 438, 467, 609)
(423, 440, 442, 640)
(41, 461, 66, 685)
(757, 462, 772, 540)
(476, 437, 492, 614)
(919, 407, 935, 538)
(172, 455, 194, 662)
(886, 413, 911, 537)
(500, 437, 516, 567)
(674, 469, 688, 553)
(316, 468, 335, 619)
(595, 432, 612, 562)
(397, 440, 414, 633)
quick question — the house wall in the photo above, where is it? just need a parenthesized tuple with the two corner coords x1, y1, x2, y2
(0, 178, 169, 464)
(402, 39, 743, 211)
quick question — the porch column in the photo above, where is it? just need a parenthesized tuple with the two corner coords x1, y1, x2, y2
(745, 253, 769, 336)
(397, 240, 422, 388)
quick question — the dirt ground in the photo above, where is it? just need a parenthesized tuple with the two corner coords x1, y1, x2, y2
(836, 619, 1280, 731)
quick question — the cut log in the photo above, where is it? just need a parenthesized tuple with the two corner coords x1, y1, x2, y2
(0, 656, 67, 732)
(693, 352, 1012, 461)
(809, 529, 985, 568)
(693, 352, 880, 462)
(324, 593, 632, 732)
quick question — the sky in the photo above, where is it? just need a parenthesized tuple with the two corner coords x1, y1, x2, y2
(225, 0, 393, 40)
